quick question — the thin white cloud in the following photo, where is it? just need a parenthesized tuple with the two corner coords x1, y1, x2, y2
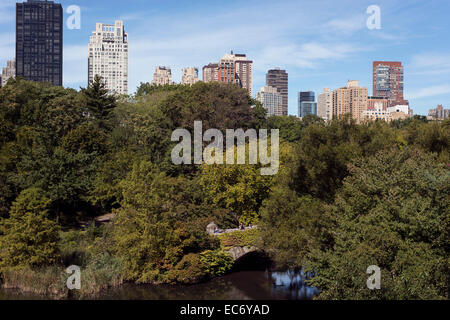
(407, 85, 450, 99)
(408, 52, 450, 77)
(325, 15, 366, 34)
(254, 42, 361, 71)
(410, 52, 450, 69)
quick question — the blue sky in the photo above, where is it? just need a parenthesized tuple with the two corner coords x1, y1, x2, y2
(1, 0, 450, 116)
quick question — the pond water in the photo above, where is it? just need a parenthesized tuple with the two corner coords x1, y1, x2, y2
(0, 269, 320, 300)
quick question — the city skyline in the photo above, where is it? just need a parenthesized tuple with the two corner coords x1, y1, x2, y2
(1, 0, 450, 115)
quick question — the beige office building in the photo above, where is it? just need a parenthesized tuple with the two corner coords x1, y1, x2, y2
(181, 67, 199, 85)
(332, 80, 368, 123)
(153, 66, 173, 85)
(318, 88, 332, 120)
(88, 21, 129, 95)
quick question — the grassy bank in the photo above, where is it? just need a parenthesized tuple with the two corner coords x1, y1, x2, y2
(0, 261, 123, 299)
(0, 224, 123, 299)
(0, 266, 67, 298)
(0, 223, 239, 299)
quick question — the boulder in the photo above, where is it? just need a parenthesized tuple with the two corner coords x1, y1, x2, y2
(206, 222, 218, 236)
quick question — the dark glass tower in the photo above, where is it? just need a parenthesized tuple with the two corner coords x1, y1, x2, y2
(298, 91, 316, 118)
(16, 0, 63, 86)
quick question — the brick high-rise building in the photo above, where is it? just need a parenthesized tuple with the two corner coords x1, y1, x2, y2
(88, 20, 129, 94)
(217, 51, 253, 96)
(16, 0, 63, 86)
(202, 63, 219, 83)
(203, 52, 253, 95)
(266, 68, 288, 116)
(373, 61, 408, 107)
(332, 80, 368, 123)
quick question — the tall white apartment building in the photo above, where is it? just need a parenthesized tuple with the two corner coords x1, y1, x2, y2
(88, 21, 129, 95)
(1, 59, 15, 87)
(153, 66, 173, 85)
(256, 86, 283, 116)
(181, 67, 199, 85)
(318, 88, 332, 120)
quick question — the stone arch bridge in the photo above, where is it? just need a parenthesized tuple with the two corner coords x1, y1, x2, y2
(206, 222, 265, 262)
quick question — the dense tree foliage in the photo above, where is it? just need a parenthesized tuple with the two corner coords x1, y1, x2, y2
(0, 78, 448, 299)
(260, 116, 449, 299)
(305, 148, 449, 300)
(0, 188, 59, 269)
(112, 161, 220, 283)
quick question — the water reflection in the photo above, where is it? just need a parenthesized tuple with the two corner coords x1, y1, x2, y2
(270, 269, 321, 300)
(95, 270, 320, 300)
(0, 270, 320, 300)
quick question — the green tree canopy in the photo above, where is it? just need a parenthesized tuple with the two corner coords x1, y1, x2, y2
(305, 148, 449, 300)
(112, 161, 219, 283)
(0, 188, 60, 269)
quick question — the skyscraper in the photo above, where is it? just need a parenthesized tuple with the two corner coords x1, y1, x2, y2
(88, 21, 129, 95)
(16, 0, 63, 86)
(152, 66, 173, 85)
(317, 88, 332, 120)
(373, 61, 408, 107)
(256, 86, 283, 116)
(1, 59, 16, 87)
(298, 91, 316, 118)
(181, 67, 199, 85)
(332, 80, 368, 123)
(266, 68, 288, 116)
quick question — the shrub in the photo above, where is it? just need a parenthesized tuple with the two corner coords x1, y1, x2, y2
(0, 188, 60, 269)
(200, 250, 234, 278)
(167, 254, 206, 284)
